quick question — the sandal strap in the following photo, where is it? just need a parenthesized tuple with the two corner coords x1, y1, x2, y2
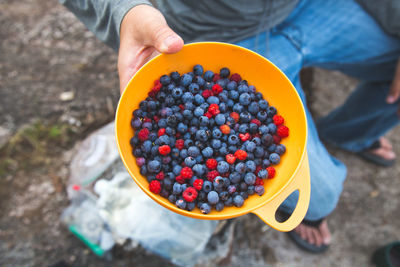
(369, 140, 381, 150)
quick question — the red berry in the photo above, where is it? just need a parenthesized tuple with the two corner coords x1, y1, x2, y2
(255, 165, 262, 175)
(206, 158, 218, 170)
(230, 112, 240, 123)
(255, 177, 264, 186)
(207, 170, 220, 182)
(148, 90, 156, 98)
(158, 128, 166, 136)
(208, 104, 220, 116)
(179, 104, 185, 110)
(149, 180, 161, 194)
(239, 133, 251, 142)
(143, 117, 152, 123)
(176, 175, 185, 184)
(138, 128, 150, 141)
(277, 125, 289, 138)
(204, 111, 213, 119)
(234, 150, 248, 161)
(175, 139, 185, 150)
(156, 171, 165, 180)
(273, 135, 281, 144)
(153, 80, 162, 92)
(158, 145, 171, 155)
(180, 167, 193, 179)
(212, 84, 223, 95)
(230, 73, 242, 82)
(220, 124, 231, 135)
(267, 167, 276, 178)
(226, 154, 236, 164)
(182, 187, 198, 202)
(273, 115, 284, 125)
(250, 119, 261, 126)
(153, 115, 160, 123)
(202, 89, 213, 98)
(212, 73, 221, 82)
(193, 179, 203, 191)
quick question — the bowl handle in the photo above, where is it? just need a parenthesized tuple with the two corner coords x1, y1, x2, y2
(251, 152, 310, 232)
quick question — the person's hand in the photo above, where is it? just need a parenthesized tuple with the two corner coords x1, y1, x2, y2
(387, 58, 400, 116)
(118, 5, 184, 93)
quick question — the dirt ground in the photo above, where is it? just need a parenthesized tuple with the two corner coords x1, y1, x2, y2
(0, 1, 399, 266)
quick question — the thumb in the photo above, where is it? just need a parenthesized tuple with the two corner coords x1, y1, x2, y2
(147, 24, 184, 54)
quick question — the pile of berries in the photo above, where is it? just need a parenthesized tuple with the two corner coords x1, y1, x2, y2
(130, 65, 289, 214)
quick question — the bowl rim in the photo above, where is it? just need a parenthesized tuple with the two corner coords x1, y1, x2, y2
(115, 41, 308, 219)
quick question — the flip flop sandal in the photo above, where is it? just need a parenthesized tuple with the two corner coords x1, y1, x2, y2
(372, 241, 400, 267)
(277, 210, 329, 253)
(357, 140, 396, 167)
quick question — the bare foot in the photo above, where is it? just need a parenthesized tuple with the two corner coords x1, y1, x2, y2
(369, 137, 396, 161)
(293, 220, 331, 247)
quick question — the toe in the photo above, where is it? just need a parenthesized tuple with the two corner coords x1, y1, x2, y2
(319, 220, 332, 245)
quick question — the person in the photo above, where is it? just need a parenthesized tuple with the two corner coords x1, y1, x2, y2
(59, 0, 400, 253)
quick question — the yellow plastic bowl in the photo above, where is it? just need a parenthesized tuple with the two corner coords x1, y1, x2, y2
(116, 42, 310, 232)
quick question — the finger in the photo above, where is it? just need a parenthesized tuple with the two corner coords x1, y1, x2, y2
(387, 60, 400, 104)
(147, 23, 184, 54)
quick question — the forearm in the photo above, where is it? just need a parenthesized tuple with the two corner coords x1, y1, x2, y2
(59, 0, 153, 51)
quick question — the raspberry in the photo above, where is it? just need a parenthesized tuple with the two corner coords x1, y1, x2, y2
(148, 90, 156, 98)
(175, 175, 185, 184)
(273, 135, 281, 144)
(149, 180, 161, 194)
(193, 179, 203, 191)
(253, 133, 261, 139)
(179, 104, 185, 110)
(153, 79, 162, 91)
(180, 167, 193, 179)
(206, 158, 218, 170)
(273, 115, 284, 125)
(143, 117, 152, 123)
(212, 84, 223, 95)
(267, 167, 276, 178)
(202, 89, 213, 98)
(175, 133, 181, 138)
(207, 170, 220, 182)
(158, 128, 166, 136)
(230, 112, 240, 123)
(153, 115, 160, 123)
(277, 125, 289, 137)
(239, 133, 251, 142)
(250, 119, 261, 126)
(208, 104, 220, 116)
(204, 111, 213, 119)
(234, 150, 247, 161)
(212, 73, 221, 82)
(175, 139, 185, 150)
(183, 187, 198, 202)
(220, 124, 231, 135)
(138, 128, 150, 141)
(159, 145, 171, 155)
(255, 177, 264, 186)
(156, 171, 165, 180)
(255, 166, 262, 175)
(226, 154, 236, 164)
(230, 73, 242, 82)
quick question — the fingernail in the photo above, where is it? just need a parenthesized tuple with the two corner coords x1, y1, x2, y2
(161, 35, 178, 51)
(387, 95, 395, 103)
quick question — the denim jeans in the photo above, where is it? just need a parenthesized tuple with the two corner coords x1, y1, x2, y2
(236, 0, 400, 220)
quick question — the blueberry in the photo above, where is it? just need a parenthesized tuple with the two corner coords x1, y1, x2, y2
(184, 156, 196, 167)
(262, 159, 271, 167)
(239, 93, 251, 106)
(147, 160, 161, 173)
(193, 64, 204, 76)
(170, 71, 180, 83)
(196, 129, 208, 142)
(258, 169, 268, 179)
(202, 147, 213, 158)
(211, 139, 222, 149)
(233, 195, 244, 207)
(207, 96, 220, 104)
(194, 107, 204, 117)
(172, 182, 183, 195)
(177, 122, 188, 134)
(172, 87, 183, 99)
(254, 146, 264, 158)
(275, 144, 286, 155)
(233, 103, 244, 113)
(213, 176, 224, 190)
(269, 153, 280, 164)
(193, 164, 206, 176)
(207, 191, 219, 205)
(240, 191, 249, 200)
(226, 81, 237, 91)
(200, 203, 211, 214)
(248, 102, 259, 115)
(181, 74, 193, 87)
(162, 156, 172, 164)
(199, 116, 209, 126)
(187, 146, 200, 157)
(245, 160, 256, 173)
(255, 185, 265, 196)
(219, 146, 228, 155)
(204, 70, 214, 82)
(203, 180, 213, 193)
(229, 172, 241, 183)
(182, 92, 194, 103)
(238, 84, 248, 94)
(267, 106, 277, 117)
(247, 185, 255, 195)
(183, 109, 193, 120)
(245, 141, 256, 152)
(238, 124, 249, 133)
(142, 122, 152, 130)
(219, 67, 230, 78)
(259, 125, 269, 134)
(267, 123, 277, 134)
(189, 83, 200, 94)
(168, 194, 177, 203)
(244, 173, 256, 185)
(173, 165, 182, 176)
(131, 118, 142, 129)
(257, 111, 268, 121)
(228, 135, 239, 145)
(235, 162, 246, 173)
(229, 90, 239, 100)
(224, 197, 233, 207)
(180, 148, 188, 158)
(215, 202, 225, 212)
(194, 76, 205, 87)
(212, 128, 222, 139)
(176, 199, 187, 209)
(217, 161, 229, 173)
(227, 184, 237, 194)
(259, 99, 268, 110)
(194, 94, 205, 105)
(214, 114, 226, 125)
(262, 134, 273, 146)
(141, 140, 152, 153)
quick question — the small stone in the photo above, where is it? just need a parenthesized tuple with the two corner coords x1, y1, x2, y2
(369, 190, 380, 198)
(59, 91, 75, 101)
